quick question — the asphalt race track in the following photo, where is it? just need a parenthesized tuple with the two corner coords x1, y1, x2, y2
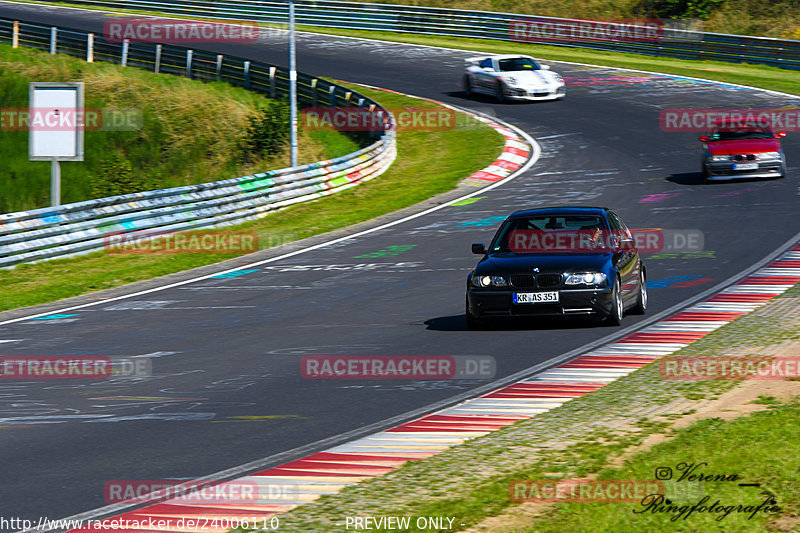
(1, 1, 799, 525)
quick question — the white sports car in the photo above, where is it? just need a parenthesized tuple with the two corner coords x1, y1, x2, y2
(463, 54, 566, 102)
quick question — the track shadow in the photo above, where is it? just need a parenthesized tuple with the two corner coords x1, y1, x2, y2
(666, 172, 705, 185)
(667, 172, 781, 186)
(424, 315, 469, 331)
(443, 90, 531, 105)
(424, 314, 606, 331)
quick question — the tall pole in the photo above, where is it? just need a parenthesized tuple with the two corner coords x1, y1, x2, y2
(289, 0, 298, 167)
(51, 158, 61, 207)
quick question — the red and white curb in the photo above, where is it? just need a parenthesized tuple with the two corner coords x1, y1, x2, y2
(63, 245, 800, 532)
(464, 123, 530, 183)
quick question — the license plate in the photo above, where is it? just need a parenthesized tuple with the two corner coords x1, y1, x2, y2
(733, 163, 758, 170)
(514, 292, 559, 304)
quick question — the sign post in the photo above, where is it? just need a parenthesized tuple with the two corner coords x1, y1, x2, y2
(29, 82, 85, 207)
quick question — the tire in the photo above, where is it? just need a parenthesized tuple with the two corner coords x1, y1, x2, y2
(702, 165, 710, 183)
(495, 81, 506, 103)
(604, 277, 623, 326)
(465, 295, 486, 330)
(463, 75, 472, 96)
(630, 270, 647, 315)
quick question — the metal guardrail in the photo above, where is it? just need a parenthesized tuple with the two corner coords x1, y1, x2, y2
(36, 0, 800, 70)
(0, 17, 396, 268)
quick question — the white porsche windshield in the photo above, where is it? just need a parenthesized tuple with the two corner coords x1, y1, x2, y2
(497, 58, 541, 72)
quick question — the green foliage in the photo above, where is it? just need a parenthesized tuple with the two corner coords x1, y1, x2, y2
(238, 99, 290, 162)
(634, 0, 727, 19)
(90, 153, 157, 197)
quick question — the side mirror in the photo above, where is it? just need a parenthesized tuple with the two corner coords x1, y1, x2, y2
(776, 131, 787, 138)
(541, 65, 551, 70)
(472, 243, 486, 255)
(699, 136, 710, 142)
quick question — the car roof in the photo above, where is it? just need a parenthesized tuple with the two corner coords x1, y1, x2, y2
(465, 54, 535, 62)
(508, 206, 610, 218)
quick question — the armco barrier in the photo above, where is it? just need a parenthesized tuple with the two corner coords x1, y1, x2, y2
(0, 17, 396, 268)
(36, 0, 800, 70)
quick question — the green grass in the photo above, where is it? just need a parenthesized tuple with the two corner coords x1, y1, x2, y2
(522, 401, 798, 532)
(0, 83, 503, 312)
(0, 43, 358, 213)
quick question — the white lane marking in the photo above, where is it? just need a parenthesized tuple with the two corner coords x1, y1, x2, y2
(130, 352, 179, 358)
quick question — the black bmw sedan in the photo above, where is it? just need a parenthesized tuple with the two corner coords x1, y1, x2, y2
(466, 206, 646, 329)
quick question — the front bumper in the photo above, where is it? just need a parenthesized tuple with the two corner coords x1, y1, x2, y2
(704, 159, 785, 180)
(467, 286, 613, 318)
(503, 85, 566, 101)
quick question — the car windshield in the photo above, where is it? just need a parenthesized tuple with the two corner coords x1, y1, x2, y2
(497, 57, 541, 72)
(491, 215, 611, 254)
(710, 125, 774, 141)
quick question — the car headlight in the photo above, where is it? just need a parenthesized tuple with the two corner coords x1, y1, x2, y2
(708, 155, 729, 162)
(758, 151, 781, 160)
(504, 76, 517, 85)
(471, 274, 507, 287)
(564, 272, 607, 286)
(553, 73, 563, 82)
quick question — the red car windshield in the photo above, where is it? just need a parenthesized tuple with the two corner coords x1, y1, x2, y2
(710, 125, 774, 141)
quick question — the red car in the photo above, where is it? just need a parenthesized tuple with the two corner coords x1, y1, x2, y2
(700, 120, 786, 181)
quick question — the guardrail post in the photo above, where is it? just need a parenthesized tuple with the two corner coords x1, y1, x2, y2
(329, 85, 336, 107)
(121, 38, 129, 67)
(50, 27, 57, 54)
(357, 97, 364, 107)
(12, 21, 19, 48)
(216, 54, 223, 80)
(155, 44, 162, 73)
(269, 66, 276, 97)
(243, 60, 251, 89)
(87, 33, 94, 62)
(310, 79, 318, 106)
(186, 49, 193, 78)
(344, 91, 352, 103)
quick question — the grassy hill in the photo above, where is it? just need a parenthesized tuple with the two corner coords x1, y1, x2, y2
(0, 44, 359, 213)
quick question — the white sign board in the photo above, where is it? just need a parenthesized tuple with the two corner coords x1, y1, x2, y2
(29, 82, 84, 161)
